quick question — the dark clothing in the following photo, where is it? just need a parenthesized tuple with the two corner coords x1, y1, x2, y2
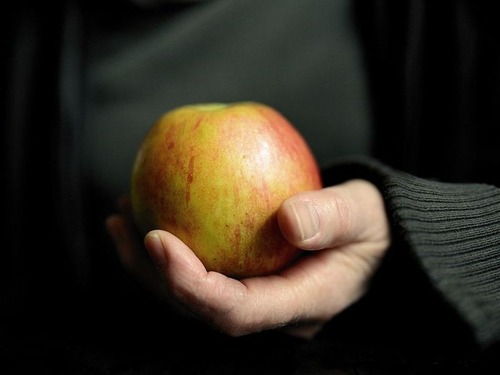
(351, 0, 500, 349)
(2, 0, 500, 372)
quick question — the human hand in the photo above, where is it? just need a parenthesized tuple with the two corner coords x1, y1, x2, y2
(106, 179, 390, 338)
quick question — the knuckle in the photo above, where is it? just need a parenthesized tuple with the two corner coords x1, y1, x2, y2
(213, 312, 253, 337)
(324, 191, 352, 243)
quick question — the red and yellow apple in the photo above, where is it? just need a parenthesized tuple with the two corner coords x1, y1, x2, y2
(130, 102, 322, 278)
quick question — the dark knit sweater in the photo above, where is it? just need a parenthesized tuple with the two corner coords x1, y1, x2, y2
(324, 157, 500, 350)
(345, 0, 500, 350)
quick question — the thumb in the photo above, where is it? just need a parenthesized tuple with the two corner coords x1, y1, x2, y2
(277, 179, 388, 251)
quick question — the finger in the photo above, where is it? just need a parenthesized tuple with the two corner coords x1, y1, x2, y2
(277, 179, 389, 251)
(142, 230, 366, 337)
(144, 230, 208, 281)
(105, 215, 165, 298)
(117, 194, 131, 215)
(106, 214, 142, 269)
(144, 230, 250, 328)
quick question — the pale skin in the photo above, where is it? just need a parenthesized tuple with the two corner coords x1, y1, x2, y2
(106, 179, 390, 338)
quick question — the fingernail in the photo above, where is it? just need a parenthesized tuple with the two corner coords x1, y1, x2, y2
(145, 231, 165, 267)
(290, 201, 319, 241)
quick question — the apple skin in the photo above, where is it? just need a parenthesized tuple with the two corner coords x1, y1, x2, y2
(131, 102, 322, 278)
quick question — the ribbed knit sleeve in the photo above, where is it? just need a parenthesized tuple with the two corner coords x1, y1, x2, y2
(324, 157, 500, 349)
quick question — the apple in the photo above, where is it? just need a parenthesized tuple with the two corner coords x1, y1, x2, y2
(130, 102, 322, 278)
